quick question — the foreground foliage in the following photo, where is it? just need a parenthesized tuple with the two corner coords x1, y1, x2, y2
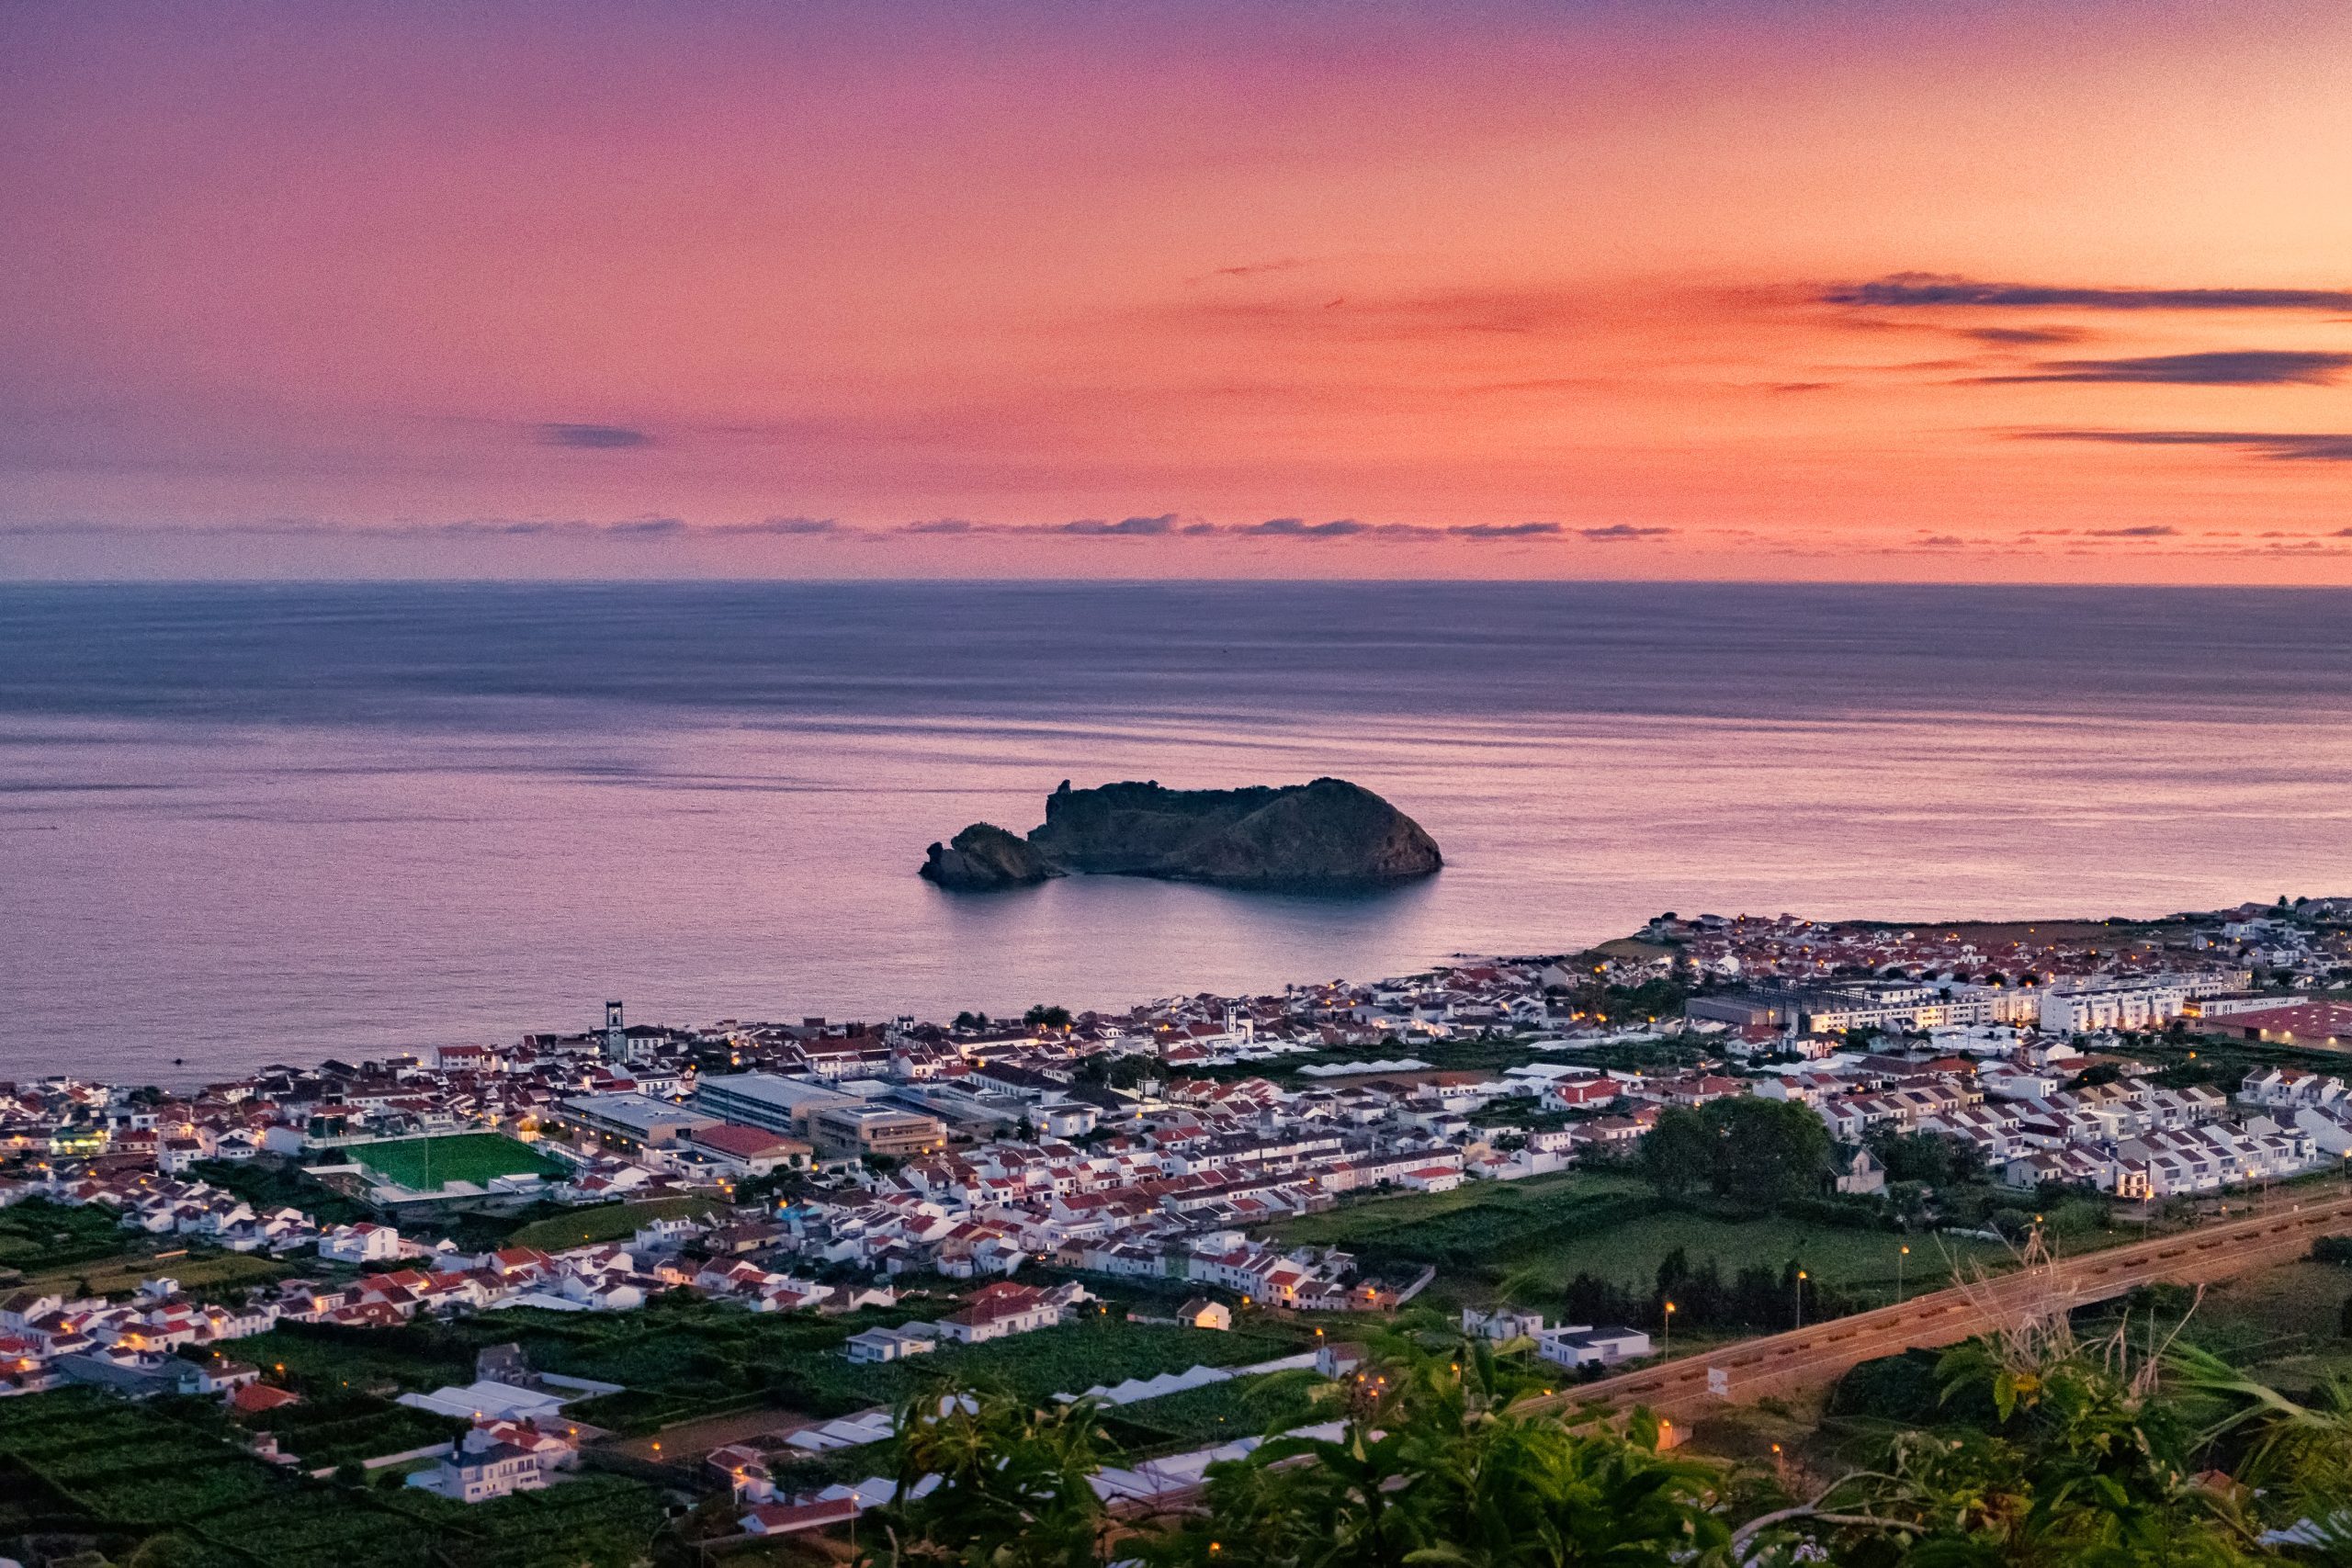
(857, 1294, 2352, 1567)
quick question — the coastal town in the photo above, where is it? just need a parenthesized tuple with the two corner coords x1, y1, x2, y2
(5, 894, 2352, 1561)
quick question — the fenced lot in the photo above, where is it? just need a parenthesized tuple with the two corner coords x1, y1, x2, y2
(343, 1133, 565, 1192)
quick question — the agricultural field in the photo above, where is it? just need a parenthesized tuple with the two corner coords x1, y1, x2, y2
(240, 1389, 469, 1470)
(0, 1196, 291, 1299)
(1271, 1168, 1665, 1284)
(0, 1386, 665, 1568)
(0, 1197, 151, 1285)
(1270, 1168, 1645, 1249)
(1101, 1369, 1328, 1453)
(234, 1323, 481, 1394)
(342, 1133, 564, 1193)
(225, 1293, 1310, 1438)
(26, 1247, 290, 1300)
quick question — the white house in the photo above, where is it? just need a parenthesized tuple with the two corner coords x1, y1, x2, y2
(319, 1222, 401, 1264)
(1178, 1297, 1231, 1331)
(843, 1324, 939, 1364)
(405, 1417, 577, 1503)
(1534, 1324, 1651, 1369)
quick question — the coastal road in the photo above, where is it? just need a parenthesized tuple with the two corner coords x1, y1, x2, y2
(1524, 1189, 2352, 1426)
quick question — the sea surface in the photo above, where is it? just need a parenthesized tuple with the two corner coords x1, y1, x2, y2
(4, 581, 2351, 1086)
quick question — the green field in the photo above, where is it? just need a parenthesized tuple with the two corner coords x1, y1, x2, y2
(1509, 1208, 2015, 1296)
(504, 1194, 720, 1252)
(1270, 1168, 1643, 1248)
(343, 1134, 564, 1192)
(1269, 1168, 2100, 1313)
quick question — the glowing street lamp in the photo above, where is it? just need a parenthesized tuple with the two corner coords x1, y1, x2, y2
(1794, 1269, 1808, 1331)
(1662, 1300, 1676, 1358)
(1897, 1244, 1909, 1303)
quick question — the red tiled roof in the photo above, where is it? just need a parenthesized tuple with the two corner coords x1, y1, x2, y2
(743, 1498, 860, 1534)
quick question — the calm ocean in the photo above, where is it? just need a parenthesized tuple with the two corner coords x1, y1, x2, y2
(4, 581, 2350, 1085)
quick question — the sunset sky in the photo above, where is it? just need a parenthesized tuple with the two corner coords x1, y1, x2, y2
(6, 0, 2351, 581)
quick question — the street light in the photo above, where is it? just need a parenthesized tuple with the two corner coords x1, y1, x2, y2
(1662, 1300, 1676, 1359)
(1897, 1245, 1909, 1303)
(1794, 1269, 1808, 1331)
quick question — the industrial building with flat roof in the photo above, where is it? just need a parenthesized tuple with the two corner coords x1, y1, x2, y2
(551, 1093, 720, 1150)
(692, 1072, 855, 1134)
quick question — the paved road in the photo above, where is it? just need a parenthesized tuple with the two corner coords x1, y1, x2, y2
(1528, 1189, 2352, 1425)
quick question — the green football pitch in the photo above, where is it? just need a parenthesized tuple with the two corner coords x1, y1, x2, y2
(347, 1134, 563, 1192)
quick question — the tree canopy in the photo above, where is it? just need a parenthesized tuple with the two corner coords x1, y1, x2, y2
(1639, 1097, 1833, 1210)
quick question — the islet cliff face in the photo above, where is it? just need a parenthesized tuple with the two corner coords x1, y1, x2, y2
(920, 777, 1442, 891)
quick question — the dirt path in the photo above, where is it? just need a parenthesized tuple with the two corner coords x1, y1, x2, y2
(1533, 1188, 2352, 1424)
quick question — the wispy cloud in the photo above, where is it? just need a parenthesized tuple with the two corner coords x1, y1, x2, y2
(1962, 326, 2090, 346)
(1056, 513, 1177, 536)
(2086, 525, 2178, 537)
(2021, 429, 2352, 462)
(1453, 521, 1565, 540)
(1238, 517, 1374, 538)
(1973, 350, 2352, 386)
(1825, 273, 2352, 311)
(893, 513, 1181, 537)
(0, 516, 695, 541)
(713, 516, 841, 536)
(534, 423, 655, 449)
(1162, 284, 1583, 341)
(0, 513, 1683, 550)
(1205, 258, 1305, 279)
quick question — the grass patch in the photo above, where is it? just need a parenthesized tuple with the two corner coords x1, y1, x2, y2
(341, 1133, 563, 1193)
(2163, 1258, 2352, 1375)
(1516, 1209, 2016, 1298)
(504, 1194, 720, 1252)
